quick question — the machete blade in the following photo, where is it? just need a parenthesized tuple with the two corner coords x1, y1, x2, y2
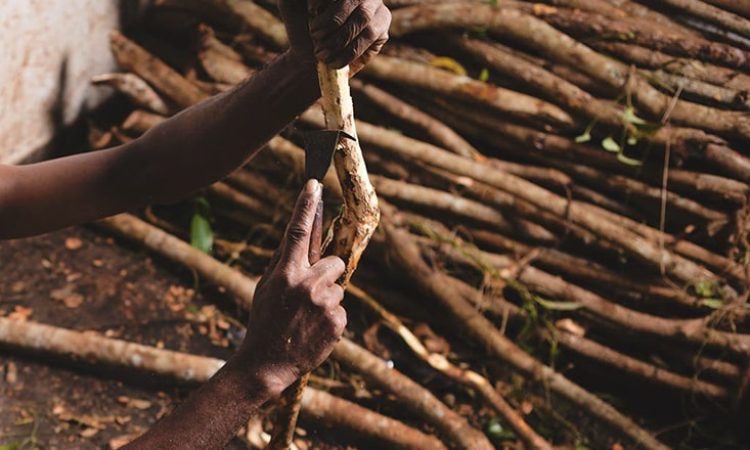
(303, 130, 355, 181)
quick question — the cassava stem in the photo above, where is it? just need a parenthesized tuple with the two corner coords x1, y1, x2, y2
(267, 14, 380, 450)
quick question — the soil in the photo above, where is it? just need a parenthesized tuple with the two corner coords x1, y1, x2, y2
(0, 225, 337, 450)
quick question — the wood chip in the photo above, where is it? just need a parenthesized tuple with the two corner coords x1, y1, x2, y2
(65, 237, 83, 250)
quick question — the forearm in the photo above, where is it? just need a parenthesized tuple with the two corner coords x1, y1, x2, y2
(0, 51, 318, 239)
(123, 356, 282, 450)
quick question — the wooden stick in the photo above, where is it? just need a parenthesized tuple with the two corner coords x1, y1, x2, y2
(0, 317, 446, 450)
(268, 11, 380, 448)
(347, 284, 554, 450)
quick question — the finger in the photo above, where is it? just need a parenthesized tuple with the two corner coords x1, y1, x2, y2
(280, 179, 322, 266)
(325, 5, 391, 69)
(310, 255, 346, 285)
(314, 284, 345, 309)
(310, 0, 361, 38)
(329, 305, 347, 337)
(313, 4, 371, 60)
(350, 36, 386, 75)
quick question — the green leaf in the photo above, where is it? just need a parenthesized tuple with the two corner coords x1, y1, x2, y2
(190, 197, 214, 254)
(617, 152, 643, 166)
(486, 0, 498, 6)
(486, 418, 515, 440)
(694, 280, 717, 298)
(478, 67, 490, 82)
(0, 442, 22, 450)
(627, 135, 638, 146)
(601, 136, 620, 153)
(622, 106, 647, 125)
(700, 298, 725, 309)
(574, 132, 591, 143)
(535, 297, 583, 311)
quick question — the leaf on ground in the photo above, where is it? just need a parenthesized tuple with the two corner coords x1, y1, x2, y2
(7, 306, 33, 321)
(65, 237, 83, 250)
(117, 396, 152, 410)
(430, 57, 467, 76)
(50, 284, 85, 308)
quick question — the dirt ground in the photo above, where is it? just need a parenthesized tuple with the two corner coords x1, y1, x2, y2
(0, 225, 345, 449)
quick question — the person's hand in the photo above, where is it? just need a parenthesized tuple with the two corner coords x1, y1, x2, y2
(279, 0, 391, 72)
(237, 179, 346, 395)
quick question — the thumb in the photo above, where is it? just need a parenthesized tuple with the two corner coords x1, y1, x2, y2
(280, 179, 322, 267)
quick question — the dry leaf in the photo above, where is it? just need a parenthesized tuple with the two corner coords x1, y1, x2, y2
(117, 396, 152, 410)
(65, 237, 83, 250)
(10, 281, 25, 293)
(50, 284, 85, 308)
(532, 4, 558, 14)
(8, 306, 33, 321)
(5, 362, 18, 384)
(109, 435, 135, 449)
(80, 427, 99, 438)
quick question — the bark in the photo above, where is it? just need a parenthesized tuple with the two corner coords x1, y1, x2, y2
(658, 0, 750, 40)
(371, 174, 558, 243)
(553, 328, 730, 399)
(301, 108, 728, 286)
(122, 110, 169, 135)
(409, 215, 750, 355)
(645, 69, 750, 109)
(466, 228, 708, 309)
(299, 388, 448, 450)
(333, 338, 496, 450)
(269, 25, 381, 448)
(0, 317, 224, 381)
(198, 24, 256, 85)
(0, 318, 446, 450)
(542, 0, 700, 37)
(349, 78, 480, 158)
(548, 159, 729, 224)
(346, 285, 553, 450)
(418, 100, 747, 284)
(389, 4, 750, 141)
(91, 73, 170, 115)
(209, 181, 276, 221)
(703, 0, 750, 19)
(155, 0, 289, 49)
(110, 31, 209, 109)
(518, 265, 750, 356)
(382, 219, 671, 450)
(592, 41, 750, 92)
(95, 213, 258, 309)
(362, 55, 576, 129)
(199, 46, 255, 85)
(429, 96, 750, 205)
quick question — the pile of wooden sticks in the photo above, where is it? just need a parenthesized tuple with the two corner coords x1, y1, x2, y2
(6, 0, 750, 448)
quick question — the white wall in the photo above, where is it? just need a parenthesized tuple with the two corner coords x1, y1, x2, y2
(0, 0, 122, 164)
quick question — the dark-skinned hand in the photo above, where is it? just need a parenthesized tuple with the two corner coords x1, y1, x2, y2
(237, 179, 346, 394)
(279, 0, 391, 72)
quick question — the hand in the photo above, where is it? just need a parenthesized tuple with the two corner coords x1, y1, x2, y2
(237, 179, 346, 395)
(279, 0, 391, 72)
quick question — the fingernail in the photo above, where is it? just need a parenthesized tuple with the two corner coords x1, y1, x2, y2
(305, 179, 322, 194)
